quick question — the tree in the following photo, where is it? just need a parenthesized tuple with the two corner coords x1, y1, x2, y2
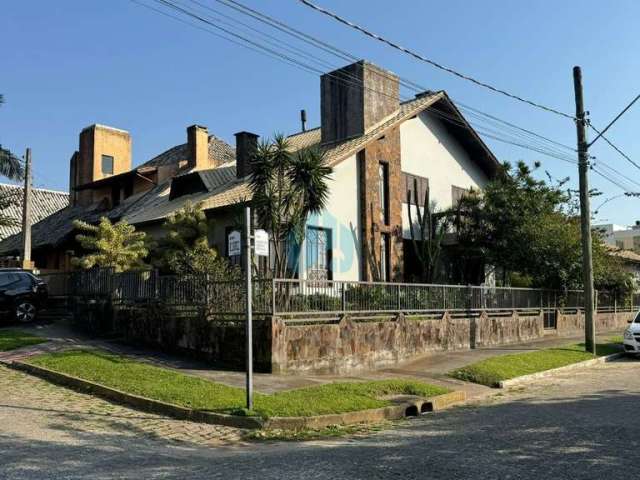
(454, 160, 633, 294)
(73, 217, 149, 272)
(0, 94, 25, 228)
(156, 201, 236, 278)
(249, 134, 332, 279)
(406, 178, 450, 283)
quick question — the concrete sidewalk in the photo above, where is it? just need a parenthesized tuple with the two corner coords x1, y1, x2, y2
(0, 320, 622, 401)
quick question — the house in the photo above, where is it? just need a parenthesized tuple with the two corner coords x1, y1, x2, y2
(0, 183, 68, 261)
(0, 60, 499, 281)
(605, 244, 640, 284)
(595, 222, 640, 251)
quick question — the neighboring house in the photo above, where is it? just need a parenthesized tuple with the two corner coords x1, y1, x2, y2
(0, 183, 68, 243)
(0, 60, 499, 281)
(605, 244, 640, 284)
(595, 222, 640, 251)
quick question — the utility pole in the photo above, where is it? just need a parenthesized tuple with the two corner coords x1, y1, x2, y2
(21, 148, 33, 270)
(244, 206, 254, 410)
(573, 66, 596, 354)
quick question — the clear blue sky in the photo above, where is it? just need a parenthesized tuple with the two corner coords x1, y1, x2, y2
(2, 0, 639, 225)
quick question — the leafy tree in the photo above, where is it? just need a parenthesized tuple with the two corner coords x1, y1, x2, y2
(406, 178, 450, 283)
(454, 161, 633, 293)
(157, 201, 236, 278)
(73, 217, 149, 272)
(249, 134, 332, 279)
(0, 94, 25, 228)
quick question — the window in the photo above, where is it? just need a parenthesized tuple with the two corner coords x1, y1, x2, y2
(306, 226, 332, 281)
(380, 233, 391, 282)
(634, 236, 640, 251)
(451, 185, 468, 207)
(402, 172, 429, 205)
(101, 155, 114, 175)
(378, 162, 389, 225)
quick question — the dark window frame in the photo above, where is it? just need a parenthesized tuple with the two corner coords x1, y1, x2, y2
(306, 226, 333, 281)
(101, 154, 114, 175)
(378, 162, 390, 225)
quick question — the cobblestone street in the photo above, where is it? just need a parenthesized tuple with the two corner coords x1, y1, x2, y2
(1, 359, 639, 479)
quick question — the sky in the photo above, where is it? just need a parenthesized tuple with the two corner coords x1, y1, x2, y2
(1, 0, 640, 226)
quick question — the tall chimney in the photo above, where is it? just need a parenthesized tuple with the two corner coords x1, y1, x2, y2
(321, 60, 399, 144)
(234, 131, 259, 179)
(187, 125, 209, 170)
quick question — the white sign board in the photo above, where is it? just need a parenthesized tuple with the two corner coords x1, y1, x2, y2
(228, 230, 241, 256)
(254, 229, 269, 257)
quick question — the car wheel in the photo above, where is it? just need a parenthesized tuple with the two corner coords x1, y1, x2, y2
(15, 302, 37, 323)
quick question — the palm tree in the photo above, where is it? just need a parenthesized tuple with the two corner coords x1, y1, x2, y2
(0, 95, 24, 180)
(249, 134, 332, 279)
(0, 94, 25, 228)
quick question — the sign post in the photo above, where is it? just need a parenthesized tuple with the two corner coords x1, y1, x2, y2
(243, 207, 253, 411)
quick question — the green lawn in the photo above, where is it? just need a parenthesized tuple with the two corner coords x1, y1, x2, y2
(27, 349, 449, 418)
(0, 330, 47, 352)
(450, 340, 623, 387)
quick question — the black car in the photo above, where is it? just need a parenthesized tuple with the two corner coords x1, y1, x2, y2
(0, 269, 48, 322)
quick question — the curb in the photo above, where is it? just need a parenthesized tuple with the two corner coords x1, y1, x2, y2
(10, 361, 466, 430)
(497, 352, 625, 389)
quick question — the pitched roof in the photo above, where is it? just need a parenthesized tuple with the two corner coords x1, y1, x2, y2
(139, 134, 235, 169)
(115, 92, 500, 226)
(0, 184, 69, 242)
(0, 91, 500, 252)
(605, 244, 640, 264)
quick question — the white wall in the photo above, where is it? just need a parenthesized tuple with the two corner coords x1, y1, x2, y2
(400, 110, 489, 238)
(302, 153, 361, 281)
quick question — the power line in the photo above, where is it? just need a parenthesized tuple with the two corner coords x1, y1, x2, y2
(134, 0, 640, 189)
(589, 93, 640, 147)
(588, 123, 640, 172)
(297, 0, 576, 120)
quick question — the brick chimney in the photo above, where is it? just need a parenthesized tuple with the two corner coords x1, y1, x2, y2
(321, 61, 399, 144)
(234, 131, 259, 178)
(187, 125, 209, 170)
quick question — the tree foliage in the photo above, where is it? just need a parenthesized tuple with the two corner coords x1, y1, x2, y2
(73, 217, 149, 272)
(0, 94, 25, 228)
(454, 161, 633, 293)
(249, 134, 332, 278)
(157, 201, 236, 278)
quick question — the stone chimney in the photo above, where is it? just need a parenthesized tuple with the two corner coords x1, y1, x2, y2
(234, 131, 259, 178)
(187, 125, 209, 170)
(321, 60, 399, 144)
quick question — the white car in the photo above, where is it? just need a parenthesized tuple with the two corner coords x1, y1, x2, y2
(623, 312, 640, 355)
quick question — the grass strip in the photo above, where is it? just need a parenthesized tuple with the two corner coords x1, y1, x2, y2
(450, 340, 623, 387)
(0, 329, 47, 352)
(27, 349, 449, 418)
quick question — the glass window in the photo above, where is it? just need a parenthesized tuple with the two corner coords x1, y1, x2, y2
(379, 162, 389, 225)
(306, 227, 332, 281)
(101, 155, 114, 175)
(452, 185, 468, 207)
(0, 273, 19, 288)
(380, 233, 391, 282)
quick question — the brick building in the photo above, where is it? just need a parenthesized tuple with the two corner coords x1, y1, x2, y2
(0, 60, 499, 281)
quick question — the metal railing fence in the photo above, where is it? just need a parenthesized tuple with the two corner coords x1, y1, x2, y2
(38, 269, 640, 318)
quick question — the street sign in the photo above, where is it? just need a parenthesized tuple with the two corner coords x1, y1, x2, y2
(228, 230, 241, 256)
(254, 229, 269, 256)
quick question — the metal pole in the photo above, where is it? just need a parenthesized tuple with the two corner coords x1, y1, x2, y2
(244, 206, 253, 410)
(21, 148, 32, 270)
(573, 66, 596, 354)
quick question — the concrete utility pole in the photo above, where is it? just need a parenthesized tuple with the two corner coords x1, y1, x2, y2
(573, 66, 596, 354)
(21, 148, 33, 270)
(244, 206, 254, 410)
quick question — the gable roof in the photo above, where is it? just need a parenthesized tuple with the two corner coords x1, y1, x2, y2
(0, 90, 500, 253)
(0, 184, 69, 242)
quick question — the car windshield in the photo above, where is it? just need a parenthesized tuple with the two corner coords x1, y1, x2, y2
(634, 312, 640, 323)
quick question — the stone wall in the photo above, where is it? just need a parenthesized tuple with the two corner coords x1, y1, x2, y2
(557, 309, 633, 336)
(271, 311, 547, 374)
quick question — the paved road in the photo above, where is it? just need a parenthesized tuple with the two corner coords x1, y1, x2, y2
(1, 359, 639, 480)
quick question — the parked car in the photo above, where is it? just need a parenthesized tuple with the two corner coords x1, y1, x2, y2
(623, 311, 640, 355)
(0, 269, 48, 323)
